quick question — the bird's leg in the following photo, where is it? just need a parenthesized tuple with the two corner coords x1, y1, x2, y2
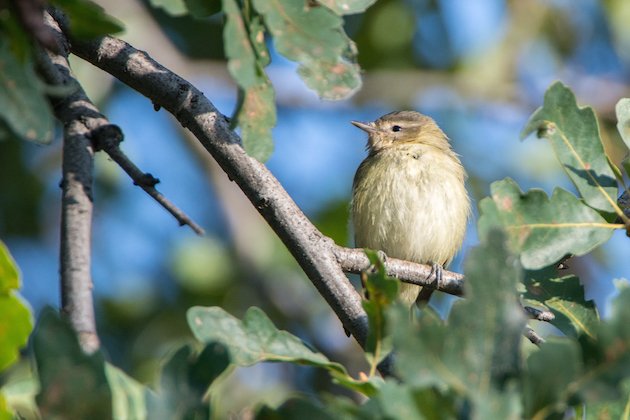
(415, 263, 443, 305)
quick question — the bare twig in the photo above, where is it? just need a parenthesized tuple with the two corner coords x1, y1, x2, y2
(524, 327, 545, 345)
(524, 306, 555, 322)
(90, 124, 205, 235)
(40, 15, 203, 235)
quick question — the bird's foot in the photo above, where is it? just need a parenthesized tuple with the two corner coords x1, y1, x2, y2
(427, 262, 443, 286)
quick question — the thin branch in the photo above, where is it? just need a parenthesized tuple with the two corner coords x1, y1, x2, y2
(39, 15, 203, 235)
(524, 326, 545, 345)
(90, 124, 205, 235)
(47, 10, 375, 366)
(524, 306, 555, 322)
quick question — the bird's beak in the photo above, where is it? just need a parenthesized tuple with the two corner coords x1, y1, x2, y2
(351, 120, 377, 133)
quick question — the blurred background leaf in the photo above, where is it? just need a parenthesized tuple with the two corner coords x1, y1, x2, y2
(0, 241, 32, 373)
(52, 0, 124, 38)
(0, 44, 53, 145)
(33, 308, 112, 419)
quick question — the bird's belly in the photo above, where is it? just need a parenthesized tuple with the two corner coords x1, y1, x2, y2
(352, 159, 468, 267)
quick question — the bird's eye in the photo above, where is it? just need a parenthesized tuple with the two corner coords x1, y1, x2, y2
(392, 125, 402, 132)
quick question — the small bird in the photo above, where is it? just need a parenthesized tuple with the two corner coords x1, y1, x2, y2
(351, 111, 470, 306)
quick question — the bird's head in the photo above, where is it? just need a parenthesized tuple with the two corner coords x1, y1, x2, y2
(352, 111, 450, 153)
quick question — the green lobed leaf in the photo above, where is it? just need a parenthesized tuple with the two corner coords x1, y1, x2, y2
(391, 230, 526, 416)
(189, 306, 304, 367)
(523, 272, 599, 339)
(362, 250, 398, 369)
(223, 0, 275, 161)
(51, 0, 124, 38)
(153, 343, 229, 419)
(33, 308, 112, 419)
(0, 45, 53, 144)
(615, 98, 630, 151)
(187, 306, 377, 396)
(252, 0, 362, 100)
(523, 338, 582, 419)
(478, 178, 616, 270)
(0, 242, 32, 373)
(521, 81, 618, 214)
(318, 0, 377, 15)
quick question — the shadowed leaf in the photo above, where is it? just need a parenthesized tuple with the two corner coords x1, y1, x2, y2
(0, 45, 53, 144)
(523, 272, 599, 339)
(34, 309, 112, 418)
(152, 344, 229, 419)
(523, 338, 581, 419)
(184, 0, 221, 16)
(52, 0, 124, 38)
